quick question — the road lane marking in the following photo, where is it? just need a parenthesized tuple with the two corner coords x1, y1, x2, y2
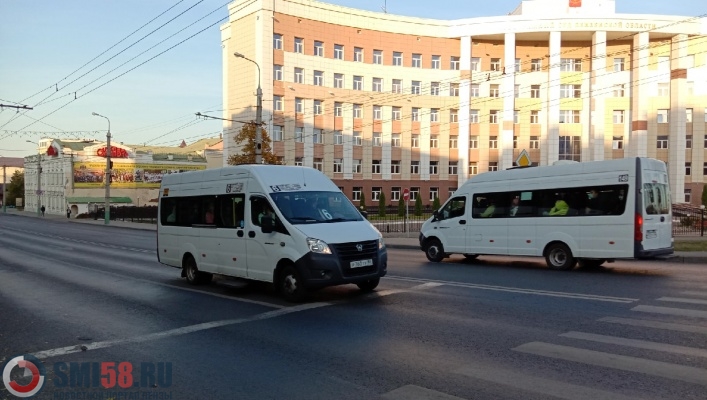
(513, 342, 707, 386)
(632, 305, 707, 319)
(385, 275, 637, 303)
(454, 363, 641, 400)
(680, 290, 707, 298)
(658, 297, 707, 306)
(381, 385, 465, 400)
(559, 331, 707, 358)
(598, 317, 707, 335)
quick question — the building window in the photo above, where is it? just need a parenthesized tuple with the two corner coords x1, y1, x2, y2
(393, 107, 401, 120)
(410, 161, 420, 174)
(686, 162, 692, 176)
(513, 135, 518, 149)
(430, 109, 439, 122)
(613, 84, 625, 97)
(410, 187, 419, 201)
(352, 159, 362, 173)
(352, 187, 361, 201)
(411, 81, 421, 95)
(430, 135, 439, 148)
(294, 37, 303, 53)
(704, 162, 707, 176)
(411, 134, 419, 148)
(273, 34, 282, 49)
(373, 106, 382, 120)
(451, 56, 460, 70)
(657, 135, 668, 149)
(373, 49, 383, 64)
(334, 73, 344, 88)
(560, 58, 582, 72)
(393, 51, 403, 66)
(412, 108, 420, 122)
(449, 136, 458, 148)
(314, 158, 323, 171)
(313, 41, 324, 56)
(391, 187, 401, 201)
(559, 136, 581, 161)
(491, 58, 501, 71)
(313, 100, 323, 115)
(295, 157, 303, 167)
(471, 57, 481, 71)
(559, 110, 580, 124)
(391, 161, 401, 174)
(530, 136, 539, 149)
(392, 79, 402, 93)
(449, 161, 458, 175)
(295, 127, 304, 142)
(515, 58, 521, 72)
(313, 70, 324, 86)
(353, 75, 363, 90)
(469, 162, 478, 175)
(450, 83, 460, 97)
(372, 160, 381, 174)
(373, 132, 382, 147)
(429, 162, 439, 175)
(657, 109, 669, 123)
(313, 129, 323, 144)
(489, 110, 499, 124)
(353, 131, 362, 146)
(272, 125, 283, 141)
(488, 162, 498, 172)
(373, 77, 383, 92)
(613, 110, 625, 124)
(685, 189, 692, 203)
(273, 65, 283, 81)
(334, 102, 342, 117)
(514, 110, 519, 124)
(334, 44, 344, 60)
(353, 104, 362, 119)
(295, 97, 303, 114)
(559, 84, 581, 98)
(372, 187, 381, 201)
(430, 82, 440, 96)
(612, 136, 623, 150)
(489, 136, 498, 149)
(471, 84, 480, 97)
(686, 108, 693, 123)
(334, 131, 343, 145)
(429, 187, 439, 201)
(354, 47, 363, 62)
(531, 58, 542, 71)
(531, 85, 541, 98)
(613, 58, 625, 72)
(412, 53, 422, 68)
(530, 110, 539, 124)
(686, 135, 692, 149)
(490, 84, 500, 98)
(273, 95, 283, 111)
(470, 110, 479, 123)
(431, 55, 441, 69)
(450, 109, 458, 123)
(392, 133, 401, 147)
(448, 187, 457, 198)
(470, 136, 478, 149)
(658, 83, 669, 97)
(294, 67, 304, 84)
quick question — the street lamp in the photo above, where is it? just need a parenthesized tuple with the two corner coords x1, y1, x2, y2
(92, 112, 112, 225)
(234, 52, 263, 164)
(1, 153, 6, 214)
(25, 140, 41, 216)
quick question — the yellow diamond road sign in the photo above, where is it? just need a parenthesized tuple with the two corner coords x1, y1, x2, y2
(515, 150, 531, 167)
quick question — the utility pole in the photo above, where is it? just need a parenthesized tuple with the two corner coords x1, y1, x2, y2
(92, 112, 112, 225)
(234, 52, 263, 164)
(2, 164, 6, 213)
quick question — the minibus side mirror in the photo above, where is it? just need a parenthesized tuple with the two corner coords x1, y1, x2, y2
(261, 216, 275, 234)
(360, 210, 369, 220)
(432, 210, 439, 221)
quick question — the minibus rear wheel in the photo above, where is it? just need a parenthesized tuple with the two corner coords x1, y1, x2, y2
(184, 255, 212, 285)
(544, 243, 576, 271)
(424, 239, 445, 262)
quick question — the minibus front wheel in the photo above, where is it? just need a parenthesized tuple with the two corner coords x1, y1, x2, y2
(424, 238, 446, 262)
(357, 277, 380, 292)
(277, 265, 308, 303)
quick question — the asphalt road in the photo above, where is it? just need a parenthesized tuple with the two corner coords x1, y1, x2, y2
(1, 213, 706, 400)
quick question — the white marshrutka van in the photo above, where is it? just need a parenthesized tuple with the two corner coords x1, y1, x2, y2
(157, 165, 387, 301)
(419, 157, 673, 270)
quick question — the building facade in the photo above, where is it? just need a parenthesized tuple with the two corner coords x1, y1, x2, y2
(221, 0, 707, 207)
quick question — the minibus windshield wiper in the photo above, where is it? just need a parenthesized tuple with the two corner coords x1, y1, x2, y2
(324, 218, 358, 223)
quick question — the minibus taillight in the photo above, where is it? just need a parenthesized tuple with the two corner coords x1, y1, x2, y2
(634, 213, 643, 242)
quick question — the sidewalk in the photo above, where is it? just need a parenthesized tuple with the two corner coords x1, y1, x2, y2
(3, 209, 706, 264)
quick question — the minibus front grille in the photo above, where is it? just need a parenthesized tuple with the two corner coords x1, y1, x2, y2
(332, 240, 379, 277)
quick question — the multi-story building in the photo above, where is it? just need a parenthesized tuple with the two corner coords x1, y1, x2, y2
(221, 0, 707, 207)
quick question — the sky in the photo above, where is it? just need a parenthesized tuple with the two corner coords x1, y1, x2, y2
(1, 0, 705, 159)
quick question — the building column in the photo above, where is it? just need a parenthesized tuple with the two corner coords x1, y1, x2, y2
(457, 36, 472, 187)
(629, 31, 649, 159)
(669, 34, 688, 203)
(590, 31, 607, 161)
(501, 32, 516, 170)
(342, 103, 354, 180)
(420, 108, 431, 181)
(303, 99, 314, 168)
(545, 31, 561, 165)
(382, 106, 393, 180)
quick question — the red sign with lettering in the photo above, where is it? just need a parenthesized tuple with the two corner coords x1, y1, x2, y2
(569, 0, 581, 7)
(46, 146, 58, 157)
(96, 146, 128, 158)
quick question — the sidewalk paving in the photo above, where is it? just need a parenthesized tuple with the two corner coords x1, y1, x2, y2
(3, 209, 706, 264)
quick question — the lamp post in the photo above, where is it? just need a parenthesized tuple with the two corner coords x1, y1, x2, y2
(25, 140, 41, 216)
(92, 112, 112, 225)
(1, 154, 6, 214)
(234, 52, 263, 164)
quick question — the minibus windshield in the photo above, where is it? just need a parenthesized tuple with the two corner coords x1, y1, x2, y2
(270, 191, 364, 224)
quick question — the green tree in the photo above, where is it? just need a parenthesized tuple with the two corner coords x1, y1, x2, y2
(227, 122, 280, 165)
(414, 195, 423, 216)
(397, 198, 405, 217)
(359, 193, 366, 212)
(378, 193, 387, 217)
(702, 184, 707, 207)
(432, 196, 441, 211)
(6, 171, 24, 207)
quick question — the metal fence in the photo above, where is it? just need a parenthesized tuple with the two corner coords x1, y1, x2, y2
(89, 206, 158, 223)
(672, 204, 706, 237)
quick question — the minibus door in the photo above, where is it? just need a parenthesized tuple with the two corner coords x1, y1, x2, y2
(245, 195, 281, 281)
(433, 196, 468, 253)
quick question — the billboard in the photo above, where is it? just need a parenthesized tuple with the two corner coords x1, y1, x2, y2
(73, 162, 206, 188)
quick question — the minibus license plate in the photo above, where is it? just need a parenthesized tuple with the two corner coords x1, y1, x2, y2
(646, 230, 657, 239)
(350, 259, 373, 268)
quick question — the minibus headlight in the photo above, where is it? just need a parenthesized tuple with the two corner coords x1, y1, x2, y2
(306, 237, 332, 254)
(378, 236, 385, 249)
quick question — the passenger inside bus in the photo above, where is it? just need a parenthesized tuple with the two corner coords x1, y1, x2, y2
(544, 193, 569, 216)
(480, 198, 496, 217)
(584, 189, 606, 215)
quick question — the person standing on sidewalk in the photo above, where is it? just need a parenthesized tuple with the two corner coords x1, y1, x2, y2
(41, 205, 45, 216)
(66, 206, 71, 219)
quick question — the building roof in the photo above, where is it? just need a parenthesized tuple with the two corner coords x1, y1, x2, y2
(131, 137, 223, 156)
(54, 139, 102, 151)
(66, 197, 133, 204)
(0, 157, 25, 168)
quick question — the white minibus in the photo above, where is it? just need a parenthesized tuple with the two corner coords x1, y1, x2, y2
(157, 165, 387, 301)
(419, 157, 673, 270)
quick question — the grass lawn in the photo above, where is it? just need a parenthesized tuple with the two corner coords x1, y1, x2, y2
(674, 239, 707, 252)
